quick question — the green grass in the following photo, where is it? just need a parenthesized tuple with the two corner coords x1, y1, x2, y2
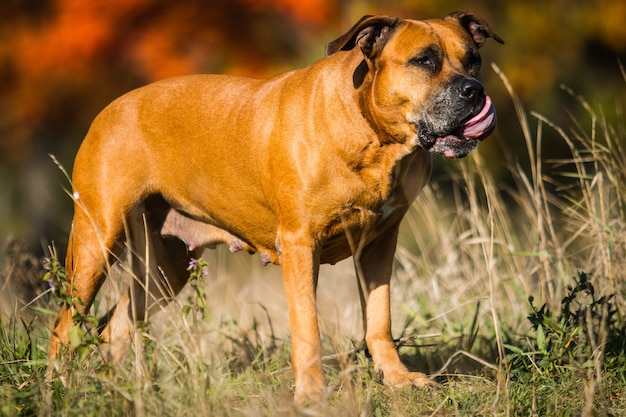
(1, 69, 625, 416)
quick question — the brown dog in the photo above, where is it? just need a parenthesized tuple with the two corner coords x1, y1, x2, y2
(49, 12, 502, 402)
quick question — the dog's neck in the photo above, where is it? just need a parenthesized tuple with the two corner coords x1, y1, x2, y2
(318, 51, 425, 198)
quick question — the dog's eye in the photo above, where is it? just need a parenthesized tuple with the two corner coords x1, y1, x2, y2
(410, 56, 434, 68)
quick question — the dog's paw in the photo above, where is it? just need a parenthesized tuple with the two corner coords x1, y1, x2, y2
(382, 370, 435, 390)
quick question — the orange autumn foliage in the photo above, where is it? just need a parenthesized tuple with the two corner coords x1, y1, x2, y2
(242, 0, 333, 24)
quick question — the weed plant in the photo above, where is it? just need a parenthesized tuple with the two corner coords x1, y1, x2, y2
(505, 271, 626, 415)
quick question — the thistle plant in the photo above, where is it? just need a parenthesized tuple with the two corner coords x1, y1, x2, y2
(183, 258, 211, 321)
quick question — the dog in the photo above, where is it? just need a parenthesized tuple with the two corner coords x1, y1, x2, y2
(48, 12, 502, 402)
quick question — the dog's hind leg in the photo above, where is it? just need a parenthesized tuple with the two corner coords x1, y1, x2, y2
(48, 205, 125, 361)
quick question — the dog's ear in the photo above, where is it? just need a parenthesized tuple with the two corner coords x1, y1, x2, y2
(325, 15, 401, 58)
(446, 12, 504, 48)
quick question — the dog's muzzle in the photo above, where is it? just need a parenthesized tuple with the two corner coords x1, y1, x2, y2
(416, 79, 498, 159)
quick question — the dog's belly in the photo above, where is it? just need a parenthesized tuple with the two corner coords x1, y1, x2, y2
(154, 197, 401, 267)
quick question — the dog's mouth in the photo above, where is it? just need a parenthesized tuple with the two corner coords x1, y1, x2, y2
(418, 95, 497, 159)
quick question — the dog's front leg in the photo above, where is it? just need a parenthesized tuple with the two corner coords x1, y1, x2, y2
(359, 224, 433, 389)
(280, 238, 324, 403)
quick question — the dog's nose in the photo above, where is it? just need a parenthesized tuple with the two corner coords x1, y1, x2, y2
(459, 79, 484, 102)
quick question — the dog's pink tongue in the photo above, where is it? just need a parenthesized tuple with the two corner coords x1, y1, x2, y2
(462, 95, 496, 139)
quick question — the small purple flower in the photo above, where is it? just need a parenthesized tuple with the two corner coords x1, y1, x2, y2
(188, 258, 197, 269)
(48, 279, 55, 292)
(43, 257, 51, 272)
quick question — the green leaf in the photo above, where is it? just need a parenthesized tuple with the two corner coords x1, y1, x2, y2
(536, 324, 547, 352)
(68, 324, 84, 349)
(503, 344, 525, 355)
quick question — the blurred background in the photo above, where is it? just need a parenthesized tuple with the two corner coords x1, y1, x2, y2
(0, 0, 624, 257)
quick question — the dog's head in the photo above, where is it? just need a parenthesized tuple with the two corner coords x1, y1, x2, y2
(326, 12, 503, 158)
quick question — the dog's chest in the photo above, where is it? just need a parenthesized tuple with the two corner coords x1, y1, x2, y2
(319, 150, 430, 264)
